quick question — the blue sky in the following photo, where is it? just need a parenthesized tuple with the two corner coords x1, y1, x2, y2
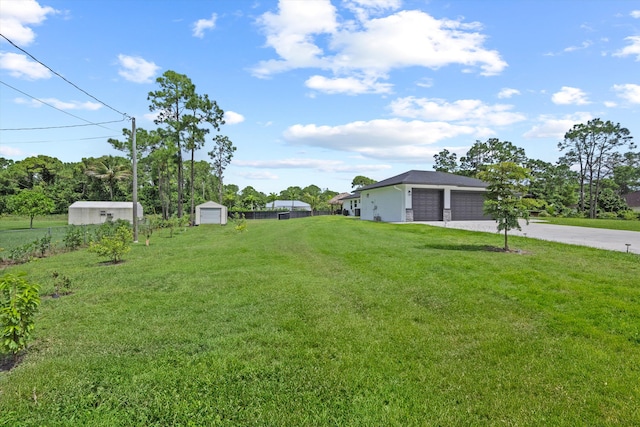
(1, 0, 639, 194)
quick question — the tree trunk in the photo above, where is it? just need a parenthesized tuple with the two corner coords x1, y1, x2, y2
(190, 148, 195, 226)
(504, 228, 509, 251)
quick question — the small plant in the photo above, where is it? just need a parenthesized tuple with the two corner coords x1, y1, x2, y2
(231, 212, 247, 233)
(0, 273, 40, 362)
(51, 271, 72, 298)
(89, 225, 133, 264)
(36, 234, 52, 257)
(8, 242, 36, 264)
(63, 225, 84, 250)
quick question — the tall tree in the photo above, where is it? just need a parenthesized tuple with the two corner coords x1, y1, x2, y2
(208, 135, 236, 204)
(478, 162, 531, 251)
(459, 138, 527, 177)
(186, 94, 225, 225)
(559, 118, 634, 218)
(433, 149, 459, 173)
(85, 156, 131, 201)
(351, 175, 376, 189)
(147, 70, 223, 218)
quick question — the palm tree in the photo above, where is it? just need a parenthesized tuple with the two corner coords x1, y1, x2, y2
(85, 156, 131, 200)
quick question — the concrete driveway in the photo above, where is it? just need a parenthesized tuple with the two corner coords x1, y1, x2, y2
(421, 220, 640, 254)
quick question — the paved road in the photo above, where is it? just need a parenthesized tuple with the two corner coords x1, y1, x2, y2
(421, 220, 640, 254)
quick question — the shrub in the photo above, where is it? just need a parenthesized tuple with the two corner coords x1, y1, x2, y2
(63, 225, 85, 250)
(36, 234, 52, 257)
(231, 212, 247, 233)
(0, 273, 40, 361)
(620, 210, 639, 221)
(597, 212, 619, 220)
(51, 271, 72, 298)
(89, 225, 133, 264)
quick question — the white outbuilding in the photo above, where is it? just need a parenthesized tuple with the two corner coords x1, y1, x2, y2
(68, 201, 143, 225)
(195, 201, 228, 225)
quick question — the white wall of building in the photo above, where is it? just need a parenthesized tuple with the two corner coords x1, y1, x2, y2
(360, 185, 407, 222)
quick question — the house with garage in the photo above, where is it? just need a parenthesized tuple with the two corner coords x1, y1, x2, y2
(195, 201, 228, 225)
(358, 170, 490, 223)
(68, 201, 143, 225)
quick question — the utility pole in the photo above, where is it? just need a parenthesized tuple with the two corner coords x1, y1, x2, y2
(132, 117, 139, 243)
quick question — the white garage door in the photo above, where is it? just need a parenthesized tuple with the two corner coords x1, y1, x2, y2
(200, 208, 221, 224)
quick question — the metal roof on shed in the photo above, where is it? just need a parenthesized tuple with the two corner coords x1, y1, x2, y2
(69, 201, 139, 209)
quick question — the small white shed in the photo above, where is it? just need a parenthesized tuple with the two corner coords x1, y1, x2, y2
(68, 201, 143, 225)
(195, 201, 228, 225)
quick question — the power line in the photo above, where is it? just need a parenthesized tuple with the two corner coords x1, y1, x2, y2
(0, 135, 121, 144)
(0, 32, 129, 119)
(0, 80, 124, 130)
(1, 121, 126, 131)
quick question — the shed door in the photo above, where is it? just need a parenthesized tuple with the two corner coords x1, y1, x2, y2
(412, 189, 443, 221)
(451, 191, 489, 220)
(200, 208, 221, 224)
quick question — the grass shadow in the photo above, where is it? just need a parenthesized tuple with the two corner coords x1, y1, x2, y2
(417, 243, 528, 254)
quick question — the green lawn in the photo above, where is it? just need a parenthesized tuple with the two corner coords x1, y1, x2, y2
(1, 217, 639, 426)
(535, 216, 640, 232)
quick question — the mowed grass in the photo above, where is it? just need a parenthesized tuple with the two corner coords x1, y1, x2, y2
(1, 216, 639, 426)
(536, 216, 640, 232)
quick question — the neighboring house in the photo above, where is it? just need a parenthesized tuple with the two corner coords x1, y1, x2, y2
(270, 200, 312, 211)
(68, 201, 143, 225)
(341, 192, 361, 216)
(195, 201, 228, 225)
(358, 170, 490, 222)
(328, 192, 351, 214)
(623, 191, 640, 212)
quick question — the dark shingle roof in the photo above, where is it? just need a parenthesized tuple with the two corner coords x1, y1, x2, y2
(360, 170, 487, 191)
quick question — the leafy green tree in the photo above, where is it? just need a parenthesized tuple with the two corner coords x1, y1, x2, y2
(559, 118, 635, 218)
(351, 175, 376, 189)
(478, 162, 531, 251)
(85, 156, 131, 200)
(433, 149, 459, 173)
(526, 159, 578, 215)
(208, 135, 236, 204)
(8, 189, 55, 228)
(609, 151, 640, 195)
(266, 192, 279, 209)
(0, 273, 40, 362)
(459, 138, 527, 177)
(88, 225, 133, 264)
(303, 192, 323, 215)
(149, 71, 225, 221)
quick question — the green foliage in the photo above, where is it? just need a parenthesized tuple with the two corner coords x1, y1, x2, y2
(51, 271, 72, 297)
(7, 189, 55, 228)
(231, 212, 247, 232)
(63, 225, 85, 250)
(351, 175, 376, 189)
(0, 273, 40, 358)
(478, 162, 531, 251)
(88, 225, 133, 263)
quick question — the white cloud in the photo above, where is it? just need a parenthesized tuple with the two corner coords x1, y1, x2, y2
(193, 13, 217, 38)
(551, 86, 590, 105)
(612, 83, 640, 104)
(224, 111, 245, 124)
(563, 40, 592, 52)
(0, 145, 25, 157)
(524, 112, 593, 139)
(0, 52, 50, 79)
(253, 2, 507, 90)
(497, 88, 520, 99)
(631, 10, 640, 18)
(282, 118, 483, 162)
(117, 54, 160, 83)
(238, 171, 280, 180)
(389, 96, 526, 126)
(0, 0, 57, 46)
(305, 74, 393, 94)
(604, 101, 617, 108)
(235, 158, 391, 173)
(614, 36, 640, 60)
(15, 97, 102, 110)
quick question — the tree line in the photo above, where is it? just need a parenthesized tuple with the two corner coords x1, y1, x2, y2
(433, 119, 638, 219)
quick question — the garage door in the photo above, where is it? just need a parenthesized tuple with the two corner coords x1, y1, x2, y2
(200, 208, 221, 224)
(451, 191, 489, 220)
(412, 189, 443, 221)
